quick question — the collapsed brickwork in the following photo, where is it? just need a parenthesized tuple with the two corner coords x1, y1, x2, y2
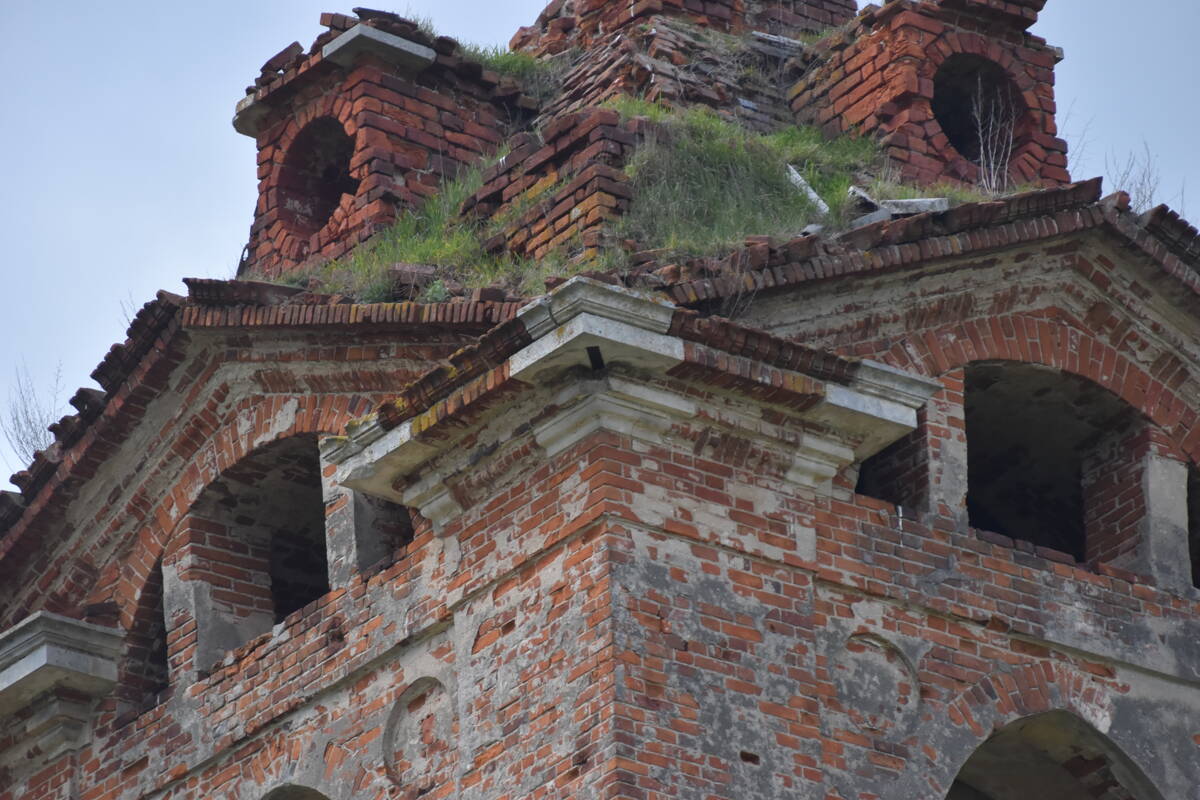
(3, 2, 1200, 800)
(235, 0, 1069, 281)
(510, 0, 859, 55)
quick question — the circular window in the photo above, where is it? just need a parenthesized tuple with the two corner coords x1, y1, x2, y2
(931, 55, 1028, 166)
(277, 117, 359, 234)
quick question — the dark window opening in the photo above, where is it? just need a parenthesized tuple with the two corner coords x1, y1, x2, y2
(278, 117, 358, 235)
(946, 711, 1164, 800)
(856, 423, 927, 510)
(355, 493, 416, 571)
(195, 434, 330, 627)
(932, 54, 1028, 166)
(120, 559, 170, 715)
(262, 787, 333, 800)
(1189, 465, 1200, 589)
(966, 363, 1137, 562)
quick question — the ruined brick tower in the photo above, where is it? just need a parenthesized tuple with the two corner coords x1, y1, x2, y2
(3, 2, 1200, 800)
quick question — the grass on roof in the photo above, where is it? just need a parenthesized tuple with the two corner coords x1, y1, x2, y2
(460, 46, 577, 104)
(606, 99, 880, 257)
(249, 157, 569, 303)
(245, 94, 1012, 301)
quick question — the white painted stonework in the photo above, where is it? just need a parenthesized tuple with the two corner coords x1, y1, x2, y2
(0, 612, 123, 716)
(327, 278, 940, 533)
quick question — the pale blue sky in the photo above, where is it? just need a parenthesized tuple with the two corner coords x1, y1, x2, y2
(0, 0, 1195, 484)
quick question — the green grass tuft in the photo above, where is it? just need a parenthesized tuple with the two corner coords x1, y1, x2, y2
(609, 105, 880, 257)
(460, 45, 576, 104)
(245, 157, 588, 301)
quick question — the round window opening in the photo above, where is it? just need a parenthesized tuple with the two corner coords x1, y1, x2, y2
(931, 55, 1029, 167)
(278, 117, 359, 235)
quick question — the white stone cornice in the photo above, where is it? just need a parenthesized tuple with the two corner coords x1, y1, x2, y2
(516, 277, 678, 340)
(509, 312, 685, 382)
(0, 612, 122, 717)
(330, 280, 940, 532)
(818, 360, 941, 459)
(533, 376, 696, 458)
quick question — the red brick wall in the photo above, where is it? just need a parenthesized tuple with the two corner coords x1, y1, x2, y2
(461, 109, 635, 261)
(2, 382, 1195, 799)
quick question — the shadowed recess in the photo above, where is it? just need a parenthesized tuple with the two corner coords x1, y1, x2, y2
(932, 54, 1029, 165)
(946, 710, 1164, 800)
(277, 117, 359, 235)
(965, 362, 1137, 560)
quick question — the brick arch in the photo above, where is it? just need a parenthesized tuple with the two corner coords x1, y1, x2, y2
(917, 32, 1038, 94)
(261, 92, 363, 267)
(879, 312, 1200, 464)
(103, 393, 369, 626)
(886, 661, 1165, 800)
(913, 33, 1045, 185)
(272, 90, 356, 162)
(112, 554, 169, 717)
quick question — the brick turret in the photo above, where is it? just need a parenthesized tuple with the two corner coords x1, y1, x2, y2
(789, 0, 1069, 186)
(233, 10, 537, 278)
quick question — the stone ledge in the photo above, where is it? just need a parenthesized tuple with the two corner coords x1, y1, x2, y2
(0, 612, 123, 717)
(330, 279, 940, 532)
(322, 24, 437, 71)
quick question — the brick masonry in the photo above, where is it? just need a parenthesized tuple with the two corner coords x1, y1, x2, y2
(235, 0, 1076, 282)
(789, 0, 1070, 187)
(237, 10, 537, 278)
(2, 4, 1200, 800)
(511, 0, 858, 56)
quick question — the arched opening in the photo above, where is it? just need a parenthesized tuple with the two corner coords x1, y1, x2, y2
(199, 434, 329, 622)
(965, 363, 1140, 562)
(277, 117, 358, 235)
(945, 711, 1164, 800)
(170, 434, 330, 673)
(262, 786, 331, 800)
(118, 558, 169, 715)
(932, 54, 1029, 172)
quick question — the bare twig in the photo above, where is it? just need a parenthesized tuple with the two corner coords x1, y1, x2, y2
(971, 74, 1017, 196)
(1106, 141, 1161, 213)
(0, 361, 64, 469)
(1057, 98, 1094, 179)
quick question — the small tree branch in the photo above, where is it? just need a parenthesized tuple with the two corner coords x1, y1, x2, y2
(0, 362, 63, 469)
